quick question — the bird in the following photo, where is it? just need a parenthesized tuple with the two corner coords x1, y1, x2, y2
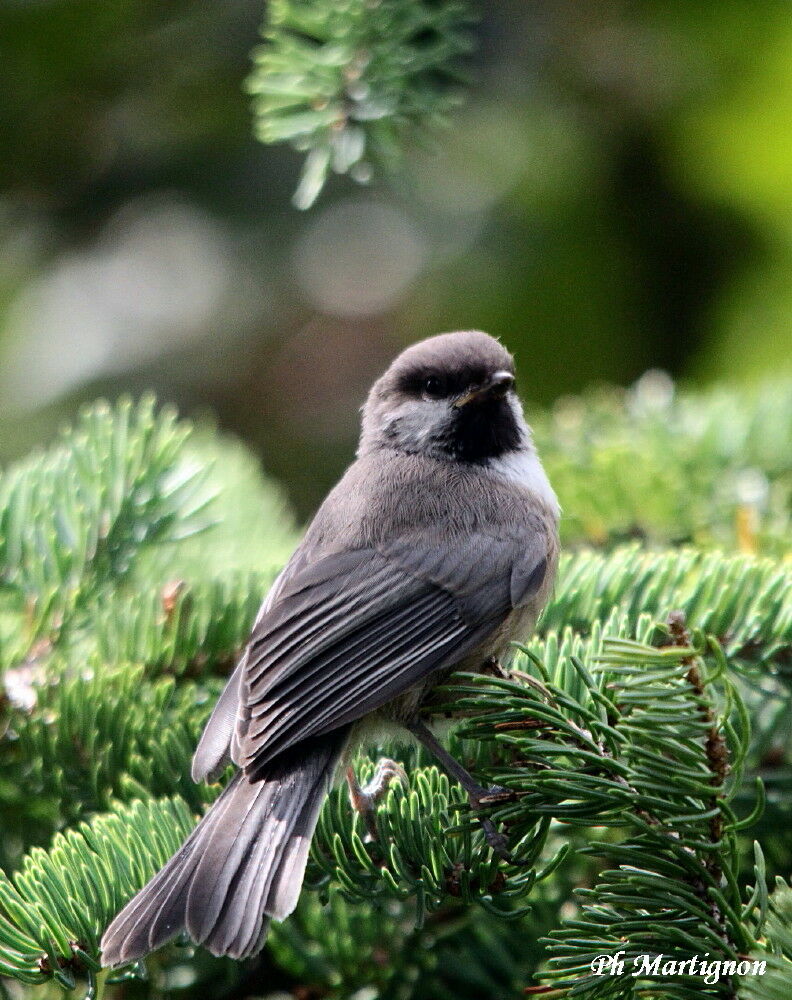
(100, 329, 560, 966)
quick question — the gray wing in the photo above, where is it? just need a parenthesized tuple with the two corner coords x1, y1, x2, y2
(195, 530, 548, 779)
(192, 563, 290, 782)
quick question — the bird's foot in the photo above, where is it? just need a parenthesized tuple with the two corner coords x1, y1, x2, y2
(482, 656, 510, 679)
(479, 817, 513, 858)
(402, 718, 524, 865)
(467, 784, 525, 864)
(346, 758, 408, 841)
(467, 783, 515, 810)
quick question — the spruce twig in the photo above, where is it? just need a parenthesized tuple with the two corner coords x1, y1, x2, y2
(247, 0, 474, 206)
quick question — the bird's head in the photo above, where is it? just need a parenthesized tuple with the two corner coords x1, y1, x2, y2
(359, 330, 528, 463)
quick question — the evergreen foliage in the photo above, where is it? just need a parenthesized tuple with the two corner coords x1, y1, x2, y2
(0, 379, 789, 999)
(739, 879, 792, 1000)
(247, 0, 474, 207)
(534, 375, 792, 555)
(0, 798, 194, 989)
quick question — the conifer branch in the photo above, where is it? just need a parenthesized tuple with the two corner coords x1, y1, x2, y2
(446, 619, 753, 998)
(739, 879, 792, 999)
(246, 0, 474, 207)
(0, 381, 789, 999)
(0, 798, 194, 988)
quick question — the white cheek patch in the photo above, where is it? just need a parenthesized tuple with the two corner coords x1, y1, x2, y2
(382, 399, 449, 452)
(381, 393, 560, 516)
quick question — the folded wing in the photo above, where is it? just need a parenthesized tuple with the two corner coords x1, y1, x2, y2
(194, 529, 548, 780)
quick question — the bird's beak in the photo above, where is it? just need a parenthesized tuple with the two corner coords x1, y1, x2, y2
(453, 371, 515, 408)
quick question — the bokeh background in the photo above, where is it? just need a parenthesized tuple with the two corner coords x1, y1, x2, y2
(2, 0, 791, 518)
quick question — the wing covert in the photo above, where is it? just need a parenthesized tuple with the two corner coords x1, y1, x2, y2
(235, 547, 505, 769)
(194, 517, 550, 776)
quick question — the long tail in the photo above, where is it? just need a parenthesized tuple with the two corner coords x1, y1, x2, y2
(101, 732, 346, 965)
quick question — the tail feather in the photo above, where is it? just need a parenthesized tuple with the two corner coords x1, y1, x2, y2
(186, 772, 275, 943)
(207, 791, 296, 957)
(222, 768, 330, 957)
(101, 732, 346, 965)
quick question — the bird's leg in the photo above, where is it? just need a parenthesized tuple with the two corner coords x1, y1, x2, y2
(346, 758, 408, 841)
(404, 718, 510, 806)
(482, 655, 510, 679)
(405, 718, 516, 860)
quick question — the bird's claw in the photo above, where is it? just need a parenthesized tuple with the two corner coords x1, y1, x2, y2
(482, 656, 510, 679)
(346, 758, 408, 840)
(468, 783, 515, 810)
(479, 817, 532, 866)
(468, 784, 526, 865)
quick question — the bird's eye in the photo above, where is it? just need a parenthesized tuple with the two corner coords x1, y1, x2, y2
(422, 375, 444, 399)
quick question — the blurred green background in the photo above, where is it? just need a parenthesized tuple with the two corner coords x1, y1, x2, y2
(1, 0, 791, 518)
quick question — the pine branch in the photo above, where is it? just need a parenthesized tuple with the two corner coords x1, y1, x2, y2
(544, 546, 792, 672)
(0, 612, 761, 996)
(247, 0, 475, 207)
(308, 758, 563, 922)
(0, 398, 296, 872)
(0, 664, 222, 853)
(88, 573, 270, 678)
(1, 380, 789, 999)
(0, 399, 297, 675)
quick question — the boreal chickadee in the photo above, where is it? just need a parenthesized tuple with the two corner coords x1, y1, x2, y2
(101, 330, 560, 966)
